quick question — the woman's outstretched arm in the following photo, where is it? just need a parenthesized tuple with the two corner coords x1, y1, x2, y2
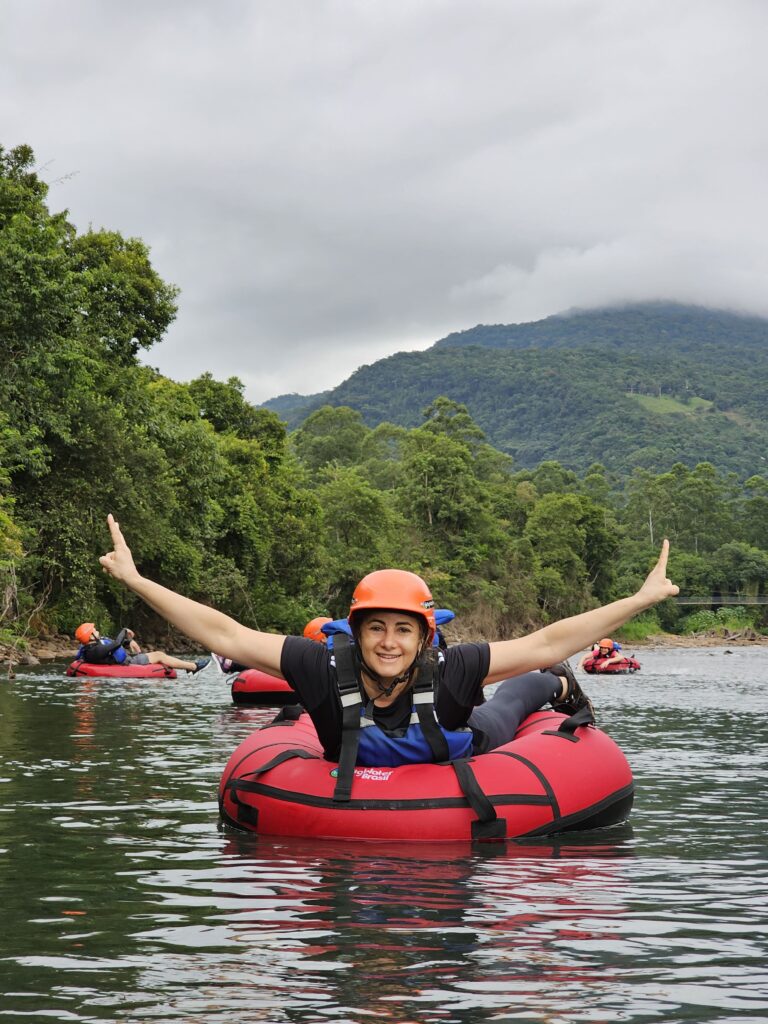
(485, 540, 678, 684)
(99, 514, 286, 675)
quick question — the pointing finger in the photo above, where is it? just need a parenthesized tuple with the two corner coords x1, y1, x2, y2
(656, 538, 669, 574)
(107, 513, 126, 548)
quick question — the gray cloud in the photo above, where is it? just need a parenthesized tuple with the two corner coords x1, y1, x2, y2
(2, 0, 767, 402)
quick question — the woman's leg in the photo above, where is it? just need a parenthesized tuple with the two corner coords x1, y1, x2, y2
(146, 651, 198, 672)
(469, 671, 561, 751)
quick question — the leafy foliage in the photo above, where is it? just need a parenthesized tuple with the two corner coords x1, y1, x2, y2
(0, 145, 322, 643)
(3, 145, 768, 649)
(268, 306, 768, 480)
(681, 606, 757, 634)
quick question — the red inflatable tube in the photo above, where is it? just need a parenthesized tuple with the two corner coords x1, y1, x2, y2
(582, 656, 641, 674)
(218, 709, 634, 842)
(231, 668, 297, 706)
(65, 660, 177, 679)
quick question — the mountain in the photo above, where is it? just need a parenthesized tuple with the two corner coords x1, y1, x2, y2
(261, 303, 768, 478)
(432, 302, 768, 352)
(260, 391, 326, 423)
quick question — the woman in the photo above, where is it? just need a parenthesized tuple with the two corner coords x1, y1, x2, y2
(593, 638, 626, 668)
(99, 514, 678, 764)
(74, 621, 210, 674)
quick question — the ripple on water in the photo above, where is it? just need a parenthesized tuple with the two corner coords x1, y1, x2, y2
(0, 653, 767, 1023)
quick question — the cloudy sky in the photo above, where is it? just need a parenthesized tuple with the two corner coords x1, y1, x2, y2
(2, 0, 766, 403)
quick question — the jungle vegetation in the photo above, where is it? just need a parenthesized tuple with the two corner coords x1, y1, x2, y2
(265, 305, 768, 480)
(2, 145, 767, 652)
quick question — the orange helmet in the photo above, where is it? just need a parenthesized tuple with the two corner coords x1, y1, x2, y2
(303, 616, 332, 643)
(599, 638, 614, 649)
(349, 569, 436, 643)
(75, 622, 96, 645)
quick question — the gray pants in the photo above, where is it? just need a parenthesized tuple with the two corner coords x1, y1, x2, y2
(469, 671, 561, 752)
(125, 653, 150, 665)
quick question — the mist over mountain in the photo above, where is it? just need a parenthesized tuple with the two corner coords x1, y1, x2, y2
(432, 302, 768, 352)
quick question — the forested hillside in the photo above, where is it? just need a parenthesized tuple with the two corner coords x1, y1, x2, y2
(433, 303, 768, 353)
(0, 145, 322, 646)
(2, 145, 767, 652)
(264, 305, 768, 478)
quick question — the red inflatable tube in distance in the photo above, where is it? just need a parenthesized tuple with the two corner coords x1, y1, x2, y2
(65, 660, 177, 679)
(231, 668, 297, 706)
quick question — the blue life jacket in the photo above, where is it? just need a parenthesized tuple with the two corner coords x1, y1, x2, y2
(330, 633, 473, 800)
(77, 637, 128, 664)
(111, 642, 127, 664)
(357, 702, 473, 767)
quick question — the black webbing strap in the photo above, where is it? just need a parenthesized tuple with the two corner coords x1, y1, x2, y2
(552, 703, 595, 738)
(264, 703, 303, 726)
(412, 648, 450, 763)
(332, 633, 363, 802)
(451, 758, 507, 841)
(237, 747, 319, 781)
(225, 747, 319, 827)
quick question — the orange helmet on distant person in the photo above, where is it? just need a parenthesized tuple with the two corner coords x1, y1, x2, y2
(303, 616, 332, 643)
(348, 569, 436, 643)
(599, 638, 614, 650)
(75, 622, 96, 645)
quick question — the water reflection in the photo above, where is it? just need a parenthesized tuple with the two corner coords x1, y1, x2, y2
(1, 653, 767, 1023)
(108, 830, 636, 1022)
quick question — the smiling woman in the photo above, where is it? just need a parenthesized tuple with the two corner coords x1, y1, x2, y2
(356, 611, 423, 696)
(349, 569, 434, 701)
(99, 513, 678, 786)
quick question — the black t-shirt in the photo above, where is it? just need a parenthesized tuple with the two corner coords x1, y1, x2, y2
(280, 637, 490, 760)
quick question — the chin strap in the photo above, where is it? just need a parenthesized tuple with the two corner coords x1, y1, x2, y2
(356, 635, 429, 697)
(358, 654, 412, 696)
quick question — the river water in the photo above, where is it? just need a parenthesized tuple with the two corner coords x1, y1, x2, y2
(0, 647, 766, 1023)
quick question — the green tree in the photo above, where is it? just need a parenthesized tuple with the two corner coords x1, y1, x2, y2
(0, 430, 23, 634)
(519, 461, 581, 497)
(291, 406, 370, 476)
(580, 462, 615, 506)
(523, 492, 620, 618)
(0, 146, 77, 478)
(188, 373, 287, 460)
(741, 475, 768, 550)
(674, 463, 738, 554)
(709, 542, 768, 598)
(315, 465, 403, 615)
(399, 428, 483, 539)
(623, 467, 680, 545)
(421, 396, 486, 451)
(71, 229, 178, 362)
(666, 551, 713, 597)
(358, 422, 408, 490)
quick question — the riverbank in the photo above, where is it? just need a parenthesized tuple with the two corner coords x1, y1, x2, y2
(1, 633, 78, 667)
(625, 630, 767, 648)
(3, 627, 767, 672)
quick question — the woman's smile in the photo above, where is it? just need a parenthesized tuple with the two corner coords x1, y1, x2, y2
(358, 611, 423, 679)
(370, 648, 407, 669)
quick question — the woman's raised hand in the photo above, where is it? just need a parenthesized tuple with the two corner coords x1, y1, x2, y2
(99, 514, 140, 584)
(637, 539, 679, 606)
